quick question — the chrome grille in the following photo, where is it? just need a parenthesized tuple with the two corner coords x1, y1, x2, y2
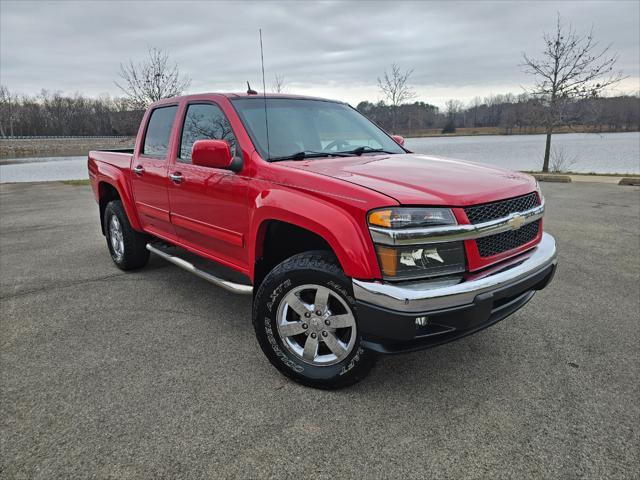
(464, 192, 539, 225)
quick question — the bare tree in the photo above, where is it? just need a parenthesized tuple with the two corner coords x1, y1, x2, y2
(0, 85, 17, 137)
(272, 74, 287, 93)
(470, 96, 482, 127)
(377, 63, 417, 130)
(522, 14, 624, 172)
(445, 99, 464, 119)
(549, 145, 578, 173)
(115, 47, 191, 108)
(442, 99, 463, 133)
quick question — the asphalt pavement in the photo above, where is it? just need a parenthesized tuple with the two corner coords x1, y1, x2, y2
(1, 181, 638, 479)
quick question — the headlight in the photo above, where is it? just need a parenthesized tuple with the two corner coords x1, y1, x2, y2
(368, 207, 456, 229)
(368, 207, 465, 281)
(375, 242, 465, 281)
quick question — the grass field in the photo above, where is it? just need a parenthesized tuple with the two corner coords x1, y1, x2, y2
(61, 179, 91, 186)
(0, 137, 135, 159)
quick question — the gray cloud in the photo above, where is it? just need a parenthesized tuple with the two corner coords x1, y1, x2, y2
(1, 0, 638, 107)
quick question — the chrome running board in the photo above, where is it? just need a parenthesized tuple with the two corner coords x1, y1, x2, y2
(146, 243, 253, 295)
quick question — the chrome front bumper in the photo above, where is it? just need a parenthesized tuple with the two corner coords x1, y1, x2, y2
(353, 232, 557, 314)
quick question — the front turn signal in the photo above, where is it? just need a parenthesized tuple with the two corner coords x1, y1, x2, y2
(368, 209, 392, 228)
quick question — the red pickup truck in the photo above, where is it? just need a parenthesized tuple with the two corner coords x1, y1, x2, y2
(88, 93, 557, 388)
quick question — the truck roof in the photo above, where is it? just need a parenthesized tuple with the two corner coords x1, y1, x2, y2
(149, 92, 346, 108)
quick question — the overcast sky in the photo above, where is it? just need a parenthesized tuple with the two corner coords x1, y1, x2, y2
(1, 0, 638, 108)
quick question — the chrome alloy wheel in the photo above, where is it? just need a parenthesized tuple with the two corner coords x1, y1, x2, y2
(108, 215, 125, 261)
(276, 284, 357, 366)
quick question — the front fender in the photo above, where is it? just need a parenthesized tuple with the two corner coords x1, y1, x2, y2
(248, 188, 381, 281)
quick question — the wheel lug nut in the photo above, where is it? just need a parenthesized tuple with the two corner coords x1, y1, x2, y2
(311, 333, 317, 338)
(324, 319, 330, 326)
(315, 310, 322, 316)
(304, 312, 311, 318)
(322, 331, 328, 337)
(302, 323, 308, 329)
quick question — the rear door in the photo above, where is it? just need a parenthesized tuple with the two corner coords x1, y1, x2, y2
(131, 105, 179, 240)
(167, 102, 250, 274)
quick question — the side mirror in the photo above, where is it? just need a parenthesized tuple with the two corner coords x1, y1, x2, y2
(391, 135, 405, 147)
(191, 139, 235, 170)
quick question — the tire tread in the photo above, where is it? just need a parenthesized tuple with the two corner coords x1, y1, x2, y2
(104, 200, 149, 270)
(253, 250, 375, 389)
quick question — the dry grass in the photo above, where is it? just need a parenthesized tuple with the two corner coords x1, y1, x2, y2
(0, 137, 135, 159)
(61, 179, 91, 186)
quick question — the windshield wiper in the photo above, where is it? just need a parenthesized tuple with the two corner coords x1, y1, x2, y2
(339, 146, 396, 156)
(270, 150, 355, 162)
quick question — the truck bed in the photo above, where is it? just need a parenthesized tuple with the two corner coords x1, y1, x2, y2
(97, 148, 135, 154)
(88, 149, 133, 170)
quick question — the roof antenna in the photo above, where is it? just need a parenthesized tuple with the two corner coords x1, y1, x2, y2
(259, 28, 270, 160)
(246, 82, 257, 95)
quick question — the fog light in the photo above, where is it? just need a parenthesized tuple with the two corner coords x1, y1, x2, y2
(415, 316, 428, 326)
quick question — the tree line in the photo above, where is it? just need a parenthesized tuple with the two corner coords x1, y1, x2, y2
(1, 85, 637, 139)
(0, 86, 143, 137)
(357, 93, 639, 136)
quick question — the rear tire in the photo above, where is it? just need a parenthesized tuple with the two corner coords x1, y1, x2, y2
(253, 251, 376, 389)
(103, 200, 149, 270)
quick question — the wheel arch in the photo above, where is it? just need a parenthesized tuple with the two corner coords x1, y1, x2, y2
(96, 174, 142, 234)
(98, 182, 120, 234)
(253, 219, 338, 288)
(249, 197, 381, 287)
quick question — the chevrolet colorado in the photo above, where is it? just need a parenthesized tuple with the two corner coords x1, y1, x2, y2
(88, 93, 557, 389)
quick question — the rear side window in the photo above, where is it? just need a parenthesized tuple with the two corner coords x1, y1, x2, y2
(179, 103, 238, 163)
(142, 105, 178, 158)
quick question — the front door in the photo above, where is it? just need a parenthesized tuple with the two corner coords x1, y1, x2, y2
(167, 102, 249, 274)
(131, 104, 179, 240)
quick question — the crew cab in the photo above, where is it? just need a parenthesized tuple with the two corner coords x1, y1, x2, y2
(88, 93, 557, 389)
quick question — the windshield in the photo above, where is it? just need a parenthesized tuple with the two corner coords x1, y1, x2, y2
(231, 98, 405, 161)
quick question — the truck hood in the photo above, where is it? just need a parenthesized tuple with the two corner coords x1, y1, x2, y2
(283, 153, 538, 206)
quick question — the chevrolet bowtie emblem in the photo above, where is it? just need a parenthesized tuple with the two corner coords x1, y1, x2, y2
(508, 214, 526, 230)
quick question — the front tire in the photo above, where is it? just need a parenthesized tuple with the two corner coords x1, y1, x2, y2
(103, 200, 149, 270)
(253, 251, 376, 389)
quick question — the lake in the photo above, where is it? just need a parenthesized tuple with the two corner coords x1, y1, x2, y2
(1, 132, 638, 183)
(405, 132, 639, 174)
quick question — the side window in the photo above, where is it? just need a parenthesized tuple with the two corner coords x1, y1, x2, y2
(179, 103, 238, 163)
(142, 106, 178, 158)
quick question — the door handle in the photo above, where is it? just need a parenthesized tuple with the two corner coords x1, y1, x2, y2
(132, 165, 144, 175)
(169, 172, 183, 184)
